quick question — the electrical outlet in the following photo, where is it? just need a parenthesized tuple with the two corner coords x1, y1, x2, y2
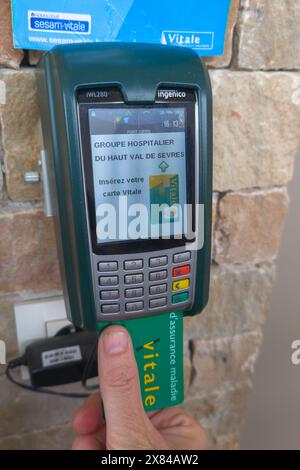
(14, 297, 71, 354)
(14, 297, 71, 379)
(14, 297, 71, 352)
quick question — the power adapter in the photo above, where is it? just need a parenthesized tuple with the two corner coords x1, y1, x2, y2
(25, 330, 98, 387)
(6, 330, 98, 395)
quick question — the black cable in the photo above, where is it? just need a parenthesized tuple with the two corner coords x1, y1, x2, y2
(81, 338, 99, 391)
(5, 356, 91, 399)
(54, 324, 75, 336)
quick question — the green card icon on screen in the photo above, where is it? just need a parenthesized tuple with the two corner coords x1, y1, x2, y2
(149, 174, 180, 223)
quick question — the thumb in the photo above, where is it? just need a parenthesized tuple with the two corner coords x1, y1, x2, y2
(98, 325, 152, 449)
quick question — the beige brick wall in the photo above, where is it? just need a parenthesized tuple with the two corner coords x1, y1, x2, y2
(0, 0, 299, 450)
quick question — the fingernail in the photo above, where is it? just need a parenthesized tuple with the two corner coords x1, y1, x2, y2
(103, 330, 128, 355)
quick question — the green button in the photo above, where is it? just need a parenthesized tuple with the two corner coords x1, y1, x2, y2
(172, 291, 189, 304)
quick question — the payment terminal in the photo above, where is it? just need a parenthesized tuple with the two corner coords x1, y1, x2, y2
(37, 42, 212, 331)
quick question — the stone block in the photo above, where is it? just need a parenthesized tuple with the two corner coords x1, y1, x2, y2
(0, 374, 84, 439)
(183, 381, 252, 437)
(214, 188, 289, 264)
(236, 0, 300, 70)
(210, 70, 300, 191)
(0, 0, 24, 69)
(188, 331, 262, 398)
(0, 69, 42, 201)
(0, 206, 61, 294)
(184, 263, 275, 341)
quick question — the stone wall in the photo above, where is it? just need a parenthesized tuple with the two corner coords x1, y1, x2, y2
(0, 0, 299, 449)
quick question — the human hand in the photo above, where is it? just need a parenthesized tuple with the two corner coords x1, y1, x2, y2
(72, 325, 206, 450)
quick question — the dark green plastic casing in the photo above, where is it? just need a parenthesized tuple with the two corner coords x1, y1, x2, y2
(37, 42, 212, 331)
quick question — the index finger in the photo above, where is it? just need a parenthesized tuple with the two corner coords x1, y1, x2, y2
(73, 393, 105, 435)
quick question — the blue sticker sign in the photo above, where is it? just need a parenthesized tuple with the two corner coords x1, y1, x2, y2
(11, 0, 231, 56)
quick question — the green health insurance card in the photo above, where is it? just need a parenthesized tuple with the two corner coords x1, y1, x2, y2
(98, 311, 184, 411)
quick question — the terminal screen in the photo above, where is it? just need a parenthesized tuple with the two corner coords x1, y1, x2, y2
(88, 106, 188, 243)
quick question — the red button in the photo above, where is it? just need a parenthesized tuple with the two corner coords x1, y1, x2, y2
(172, 265, 190, 277)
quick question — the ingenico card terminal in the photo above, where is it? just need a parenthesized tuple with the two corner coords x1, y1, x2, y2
(37, 42, 212, 410)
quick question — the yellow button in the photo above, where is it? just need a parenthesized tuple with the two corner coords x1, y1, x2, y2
(172, 278, 190, 291)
